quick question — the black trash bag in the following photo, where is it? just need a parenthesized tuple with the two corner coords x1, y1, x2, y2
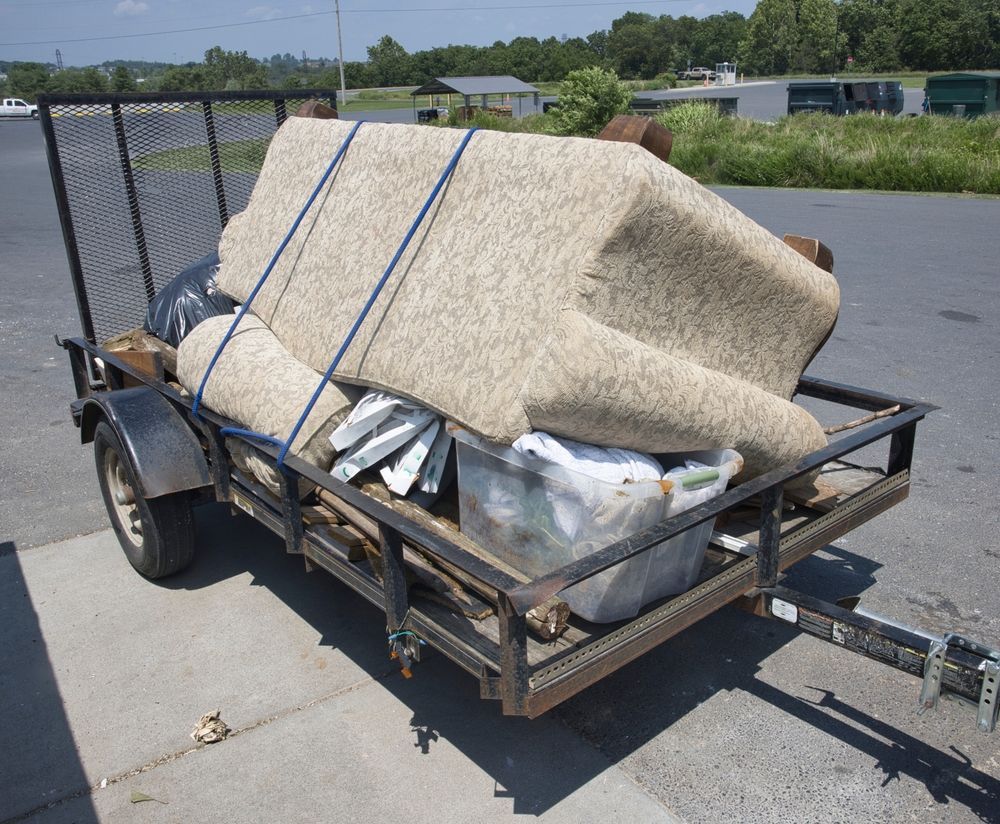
(144, 252, 234, 348)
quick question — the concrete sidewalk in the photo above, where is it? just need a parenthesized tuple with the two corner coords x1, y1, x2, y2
(0, 511, 680, 823)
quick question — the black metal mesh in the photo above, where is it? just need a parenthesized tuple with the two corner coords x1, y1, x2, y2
(40, 91, 337, 343)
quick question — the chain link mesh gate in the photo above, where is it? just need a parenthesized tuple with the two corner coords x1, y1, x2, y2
(38, 90, 338, 343)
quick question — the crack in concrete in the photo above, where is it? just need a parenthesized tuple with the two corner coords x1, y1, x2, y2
(2, 667, 397, 823)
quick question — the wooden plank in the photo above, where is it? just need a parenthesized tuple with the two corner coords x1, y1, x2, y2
(783, 479, 843, 513)
(356, 482, 571, 639)
(102, 327, 178, 375)
(114, 349, 163, 387)
(317, 484, 572, 639)
(311, 525, 368, 562)
(301, 505, 341, 525)
(326, 524, 366, 546)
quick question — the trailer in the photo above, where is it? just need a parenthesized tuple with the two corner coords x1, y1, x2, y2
(39, 90, 999, 727)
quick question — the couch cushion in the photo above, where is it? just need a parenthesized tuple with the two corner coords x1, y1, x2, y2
(176, 314, 360, 468)
(519, 310, 827, 478)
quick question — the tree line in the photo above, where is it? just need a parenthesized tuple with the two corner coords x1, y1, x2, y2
(3, 0, 998, 100)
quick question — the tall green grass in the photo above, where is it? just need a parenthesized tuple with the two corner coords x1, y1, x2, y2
(437, 110, 553, 133)
(656, 104, 1000, 194)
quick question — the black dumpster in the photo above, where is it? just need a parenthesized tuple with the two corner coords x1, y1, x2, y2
(883, 81, 905, 115)
(787, 82, 848, 115)
(866, 82, 889, 113)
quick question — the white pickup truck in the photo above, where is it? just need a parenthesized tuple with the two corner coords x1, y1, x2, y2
(1, 98, 39, 119)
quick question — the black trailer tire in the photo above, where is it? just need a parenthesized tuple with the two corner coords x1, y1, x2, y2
(94, 420, 195, 578)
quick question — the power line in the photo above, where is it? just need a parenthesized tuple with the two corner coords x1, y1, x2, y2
(0, 1, 686, 47)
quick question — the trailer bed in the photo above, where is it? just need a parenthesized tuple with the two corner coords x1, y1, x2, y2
(65, 338, 928, 716)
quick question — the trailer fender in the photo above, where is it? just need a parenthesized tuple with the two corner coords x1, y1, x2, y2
(79, 387, 211, 499)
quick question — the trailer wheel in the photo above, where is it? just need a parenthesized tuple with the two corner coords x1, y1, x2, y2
(94, 420, 195, 578)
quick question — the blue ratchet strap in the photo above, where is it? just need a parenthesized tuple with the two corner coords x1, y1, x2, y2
(275, 127, 479, 468)
(216, 428, 286, 449)
(192, 119, 365, 420)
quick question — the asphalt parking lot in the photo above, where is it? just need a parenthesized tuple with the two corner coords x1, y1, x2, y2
(1, 115, 998, 823)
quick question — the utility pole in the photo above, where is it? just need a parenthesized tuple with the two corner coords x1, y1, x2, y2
(335, 0, 347, 107)
(831, 0, 841, 79)
(55, 49, 64, 71)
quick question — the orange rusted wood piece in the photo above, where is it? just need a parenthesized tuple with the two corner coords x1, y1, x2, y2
(294, 100, 339, 120)
(597, 115, 673, 163)
(115, 350, 164, 388)
(783, 234, 834, 274)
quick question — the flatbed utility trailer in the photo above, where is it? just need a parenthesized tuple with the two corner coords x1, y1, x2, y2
(40, 90, 999, 728)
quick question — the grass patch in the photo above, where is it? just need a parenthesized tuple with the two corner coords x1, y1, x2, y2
(656, 104, 1000, 194)
(133, 137, 269, 173)
(339, 98, 414, 111)
(351, 88, 417, 101)
(435, 110, 555, 133)
(530, 81, 562, 96)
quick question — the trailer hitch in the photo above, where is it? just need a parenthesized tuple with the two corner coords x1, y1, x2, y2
(918, 633, 1000, 733)
(744, 586, 1000, 733)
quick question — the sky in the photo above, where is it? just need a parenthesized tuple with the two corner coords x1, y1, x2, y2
(0, 0, 758, 67)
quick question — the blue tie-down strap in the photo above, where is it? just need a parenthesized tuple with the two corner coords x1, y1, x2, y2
(217, 427, 286, 449)
(191, 119, 365, 419)
(274, 127, 479, 469)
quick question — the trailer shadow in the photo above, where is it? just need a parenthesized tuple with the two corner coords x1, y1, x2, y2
(162, 505, 644, 815)
(161, 507, 998, 819)
(553, 550, 1000, 822)
(0, 540, 99, 823)
(780, 684, 998, 813)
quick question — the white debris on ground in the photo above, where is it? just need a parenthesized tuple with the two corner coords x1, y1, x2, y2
(190, 709, 229, 744)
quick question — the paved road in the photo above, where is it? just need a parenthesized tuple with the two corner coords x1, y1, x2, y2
(2, 115, 999, 823)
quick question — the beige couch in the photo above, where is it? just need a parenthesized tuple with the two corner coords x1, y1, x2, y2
(177, 118, 839, 478)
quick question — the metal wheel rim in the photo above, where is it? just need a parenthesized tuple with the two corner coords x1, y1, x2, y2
(103, 448, 143, 547)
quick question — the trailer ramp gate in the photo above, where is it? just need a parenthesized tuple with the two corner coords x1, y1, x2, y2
(38, 90, 338, 344)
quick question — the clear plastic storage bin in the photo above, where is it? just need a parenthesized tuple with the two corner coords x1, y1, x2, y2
(450, 426, 742, 623)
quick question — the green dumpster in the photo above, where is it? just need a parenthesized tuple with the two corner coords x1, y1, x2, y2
(925, 72, 1000, 118)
